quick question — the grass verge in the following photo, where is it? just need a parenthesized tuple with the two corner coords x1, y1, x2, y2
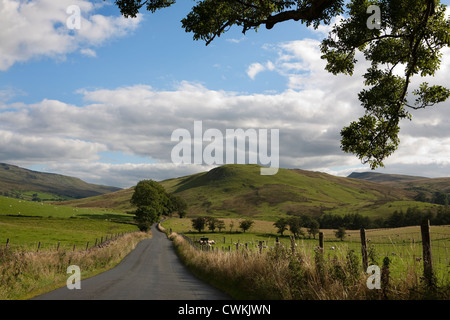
(169, 232, 450, 300)
(0, 231, 151, 300)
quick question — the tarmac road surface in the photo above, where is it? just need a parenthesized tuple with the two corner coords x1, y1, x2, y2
(32, 224, 230, 300)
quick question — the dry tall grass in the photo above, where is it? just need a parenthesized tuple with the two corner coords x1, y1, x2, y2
(170, 233, 449, 300)
(0, 231, 151, 300)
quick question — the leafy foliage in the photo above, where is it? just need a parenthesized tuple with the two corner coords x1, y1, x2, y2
(131, 179, 186, 230)
(239, 219, 255, 232)
(335, 226, 346, 240)
(112, 0, 450, 168)
(322, 0, 450, 168)
(191, 216, 207, 232)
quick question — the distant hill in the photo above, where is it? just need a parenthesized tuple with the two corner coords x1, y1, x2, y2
(61, 164, 439, 220)
(0, 163, 121, 201)
(348, 171, 450, 203)
(347, 171, 429, 183)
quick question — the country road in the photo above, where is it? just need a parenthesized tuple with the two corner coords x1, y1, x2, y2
(32, 224, 231, 300)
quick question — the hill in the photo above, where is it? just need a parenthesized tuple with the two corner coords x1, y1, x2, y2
(60, 164, 440, 220)
(348, 171, 450, 203)
(347, 171, 429, 183)
(0, 163, 121, 201)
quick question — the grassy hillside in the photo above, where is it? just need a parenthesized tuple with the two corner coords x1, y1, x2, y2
(0, 163, 120, 200)
(349, 171, 450, 202)
(347, 171, 429, 182)
(58, 188, 135, 213)
(166, 165, 436, 220)
(60, 164, 439, 221)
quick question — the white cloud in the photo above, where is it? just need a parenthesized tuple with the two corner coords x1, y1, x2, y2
(1, 34, 450, 186)
(246, 61, 278, 80)
(0, 78, 364, 186)
(42, 162, 215, 188)
(0, 128, 106, 163)
(226, 36, 246, 44)
(247, 62, 266, 80)
(80, 48, 97, 57)
(3, 69, 448, 187)
(0, 0, 141, 70)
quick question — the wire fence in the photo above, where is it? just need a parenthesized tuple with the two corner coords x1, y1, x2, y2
(2, 232, 133, 253)
(180, 222, 450, 283)
(362, 227, 450, 280)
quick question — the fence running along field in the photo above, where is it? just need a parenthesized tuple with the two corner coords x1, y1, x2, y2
(3, 232, 133, 253)
(178, 221, 450, 284)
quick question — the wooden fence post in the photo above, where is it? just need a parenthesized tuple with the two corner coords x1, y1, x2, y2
(360, 228, 368, 271)
(420, 219, 434, 286)
(5, 238, 9, 249)
(319, 232, 324, 251)
(290, 236, 295, 254)
(37, 241, 41, 253)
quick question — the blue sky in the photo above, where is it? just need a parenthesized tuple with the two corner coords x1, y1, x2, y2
(1, 1, 307, 103)
(1, 0, 449, 188)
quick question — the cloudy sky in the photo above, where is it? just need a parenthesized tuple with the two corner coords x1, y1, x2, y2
(0, 0, 449, 188)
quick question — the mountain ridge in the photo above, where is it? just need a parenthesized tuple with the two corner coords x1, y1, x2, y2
(60, 164, 442, 220)
(4, 163, 445, 219)
(347, 171, 430, 182)
(0, 163, 121, 200)
(348, 171, 450, 203)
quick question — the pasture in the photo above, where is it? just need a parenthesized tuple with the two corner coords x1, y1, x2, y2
(0, 196, 138, 251)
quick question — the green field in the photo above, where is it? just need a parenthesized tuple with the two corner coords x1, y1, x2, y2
(0, 196, 138, 251)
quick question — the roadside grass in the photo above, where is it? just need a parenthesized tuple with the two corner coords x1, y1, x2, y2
(169, 232, 450, 300)
(162, 218, 450, 289)
(0, 196, 148, 300)
(0, 231, 151, 300)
